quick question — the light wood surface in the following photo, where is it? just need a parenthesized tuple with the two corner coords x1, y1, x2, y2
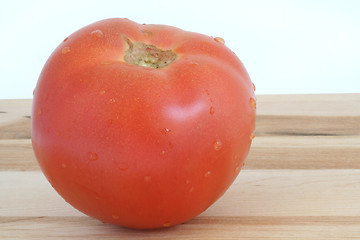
(1, 94, 360, 239)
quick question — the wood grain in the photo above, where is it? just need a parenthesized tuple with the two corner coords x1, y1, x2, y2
(1, 135, 360, 171)
(1, 170, 359, 217)
(1, 94, 360, 239)
(2, 216, 359, 240)
(1, 170, 360, 239)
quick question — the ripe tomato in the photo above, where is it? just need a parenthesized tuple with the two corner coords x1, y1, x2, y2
(32, 18, 256, 229)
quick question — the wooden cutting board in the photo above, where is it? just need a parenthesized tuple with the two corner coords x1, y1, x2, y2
(1, 94, 359, 239)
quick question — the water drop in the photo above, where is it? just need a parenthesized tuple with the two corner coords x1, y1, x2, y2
(62, 47, 71, 54)
(112, 214, 120, 219)
(144, 176, 152, 182)
(160, 150, 166, 156)
(114, 159, 130, 171)
(209, 106, 215, 115)
(204, 170, 211, 177)
(250, 97, 256, 109)
(99, 90, 106, 95)
(161, 128, 171, 135)
(91, 29, 103, 40)
(250, 132, 255, 140)
(188, 61, 199, 66)
(163, 222, 171, 227)
(88, 152, 98, 161)
(109, 98, 116, 103)
(214, 37, 225, 45)
(234, 166, 241, 174)
(61, 163, 67, 169)
(252, 82, 256, 92)
(189, 186, 195, 193)
(141, 29, 152, 36)
(38, 108, 43, 116)
(100, 62, 112, 65)
(213, 139, 223, 151)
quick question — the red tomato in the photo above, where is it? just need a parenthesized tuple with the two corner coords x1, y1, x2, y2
(32, 18, 256, 229)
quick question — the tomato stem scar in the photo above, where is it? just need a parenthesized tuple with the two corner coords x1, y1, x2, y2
(123, 36, 177, 69)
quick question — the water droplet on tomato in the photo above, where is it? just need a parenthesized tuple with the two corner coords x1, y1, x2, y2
(88, 152, 98, 161)
(250, 132, 255, 140)
(163, 222, 171, 227)
(144, 176, 152, 182)
(214, 37, 225, 45)
(113, 159, 130, 171)
(204, 170, 212, 177)
(189, 186, 195, 193)
(213, 139, 223, 151)
(141, 29, 152, 36)
(99, 90, 106, 95)
(250, 97, 256, 109)
(161, 128, 171, 135)
(61, 163, 67, 169)
(188, 61, 199, 66)
(112, 214, 120, 219)
(109, 98, 116, 103)
(234, 166, 241, 174)
(209, 106, 215, 115)
(61, 47, 71, 54)
(91, 29, 103, 40)
(160, 150, 166, 156)
(38, 108, 43, 116)
(252, 82, 256, 92)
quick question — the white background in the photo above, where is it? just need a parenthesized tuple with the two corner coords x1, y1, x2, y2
(0, 0, 359, 99)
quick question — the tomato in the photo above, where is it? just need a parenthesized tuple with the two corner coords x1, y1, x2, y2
(32, 18, 256, 229)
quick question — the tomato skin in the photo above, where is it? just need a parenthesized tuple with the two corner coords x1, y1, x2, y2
(32, 18, 256, 229)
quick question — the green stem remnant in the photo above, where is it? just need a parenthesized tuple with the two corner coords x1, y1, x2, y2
(123, 36, 177, 69)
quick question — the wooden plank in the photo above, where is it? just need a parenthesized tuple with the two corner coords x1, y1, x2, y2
(1, 95, 359, 239)
(255, 93, 360, 136)
(1, 170, 359, 239)
(1, 94, 360, 139)
(0, 139, 38, 171)
(1, 135, 359, 171)
(1, 170, 359, 217)
(255, 115, 360, 136)
(0, 99, 31, 139)
(1, 216, 359, 239)
(246, 135, 360, 169)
